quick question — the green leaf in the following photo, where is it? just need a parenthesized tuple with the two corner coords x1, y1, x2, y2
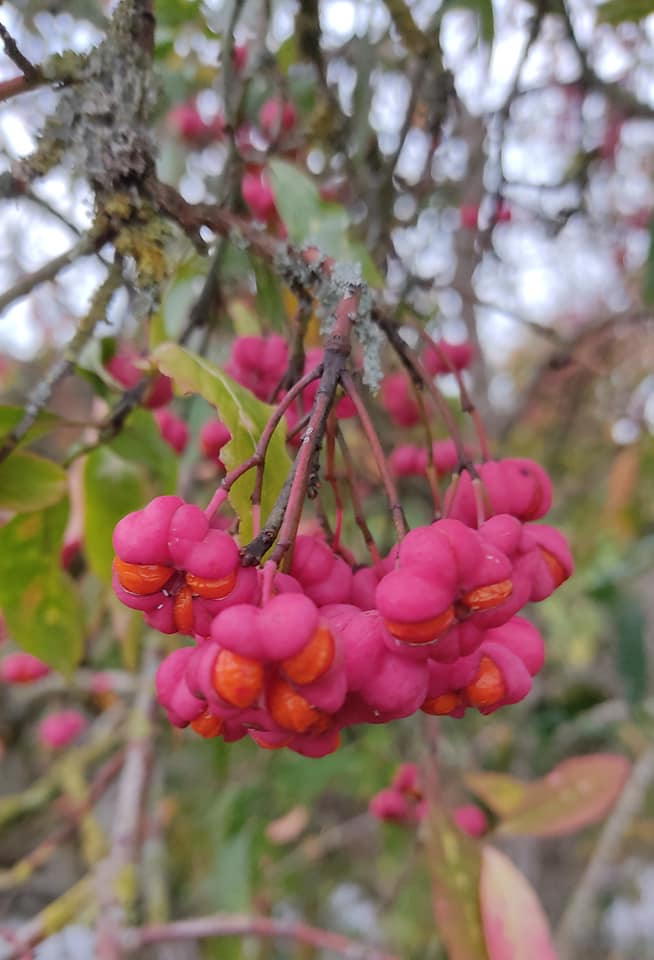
(0, 451, 67, 512)
(467, 755, 631, 837)
(0, 406, 62, 447)
(155, 0, 202, 28)
(268, 159, 383, 286)
(252, 259, 287, 331)
(612, 590, 647, 704)
(151, 343, 291, 543)
(480, 846, 557, 960)
(276, 33, 299, 73)
(110, 409, 178, 495)
(84, 447, 148, 584)
(598, 0, 654, 23)
(643, 218, 654, 305)
(426, 803, 488, 960)
(0, 501, 84, 673)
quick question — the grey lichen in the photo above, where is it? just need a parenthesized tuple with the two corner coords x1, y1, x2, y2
(23, 0, 158, 193)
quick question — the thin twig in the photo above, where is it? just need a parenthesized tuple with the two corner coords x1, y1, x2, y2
(341, 371, 407, 540)
(0, 233, 100, 317)
(0, 751, 124, 892)
(95, 637, 160, 960)
(0, 258, 122, 463)
(122, 914, 400, 960)
(335, 426, 382, 566)
(0, 21, 39, 79)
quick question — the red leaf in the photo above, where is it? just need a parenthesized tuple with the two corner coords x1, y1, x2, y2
(480, 845, 558, 960)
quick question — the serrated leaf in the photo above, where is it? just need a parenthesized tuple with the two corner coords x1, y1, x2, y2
(426, 804, 488, 960)
(0, 451, 67, 512)
(0, 501, 83, 673)
(480, 846, 557, 960)
(151, 343, 291, 543)
(268, 159, 383, 286)
(598, 0, 654, 23)
(471, 754, 630, 837)
(84, 447, 148, 584)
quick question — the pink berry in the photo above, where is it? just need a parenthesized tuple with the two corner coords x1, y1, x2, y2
(259, 98, 297, 138)
(290, 535, 336, 586)
(323, 608, 385, 692)
(200, 419, 232, 460)
(226, 334, 288, 402)
(359, 650, 428, 718)
(113, 495, 184, 566)
(167, 100, 225, 145)
(105, 349, 173, 409)
(258, 594, 320, 660)
(38, 710, 86, 749)
(376, 569, 455, 645)
(350, 567, 379, 611)
(459, 204, 479, 230)
(487, 617, 545, 676)
(60, 535, 83, 571)
(389, 444, 428, 477)
(288, 728, 341, 758)
(211, 604, 264, 659)
(453, 804, 488, 837)
(232, 44, 248, 72)
(0, 652, 50, 684)
(241, 168, 277, 222)
(154, 409, 189, 455)
(392, 763, 420, 795)
(156, 647, 206, 727)
(380, 372, 421, 427)
(432, 439, 460, 475)
(370, 788, 410, 822)
(301, 555, 353, 607)
(422, 339, 474, 376)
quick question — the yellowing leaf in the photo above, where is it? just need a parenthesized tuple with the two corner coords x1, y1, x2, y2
(480, 845, 557, 960)
(464, 771, 529, 818)
(151, 343, 291, 543)
(467, 755, 630, 837)
(426, 804, 488, 960)
(0, 501, 83, 673)
(0, 451, 67, 512)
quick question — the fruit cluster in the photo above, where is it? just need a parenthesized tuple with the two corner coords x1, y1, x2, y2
(112, 449, 572, 758)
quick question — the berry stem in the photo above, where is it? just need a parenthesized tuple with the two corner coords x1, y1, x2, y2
(370, 307, 473, 471)
(324, 415, 344, 552)
(260, 559, 277, 605)
(242, 298, 356, 566)
(204, 363, 323, 520)
(335, 427, 383, 567)
(416, 329, 491, 462)
(341, 372, 408, 540)
(411, 384, 442, 517)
